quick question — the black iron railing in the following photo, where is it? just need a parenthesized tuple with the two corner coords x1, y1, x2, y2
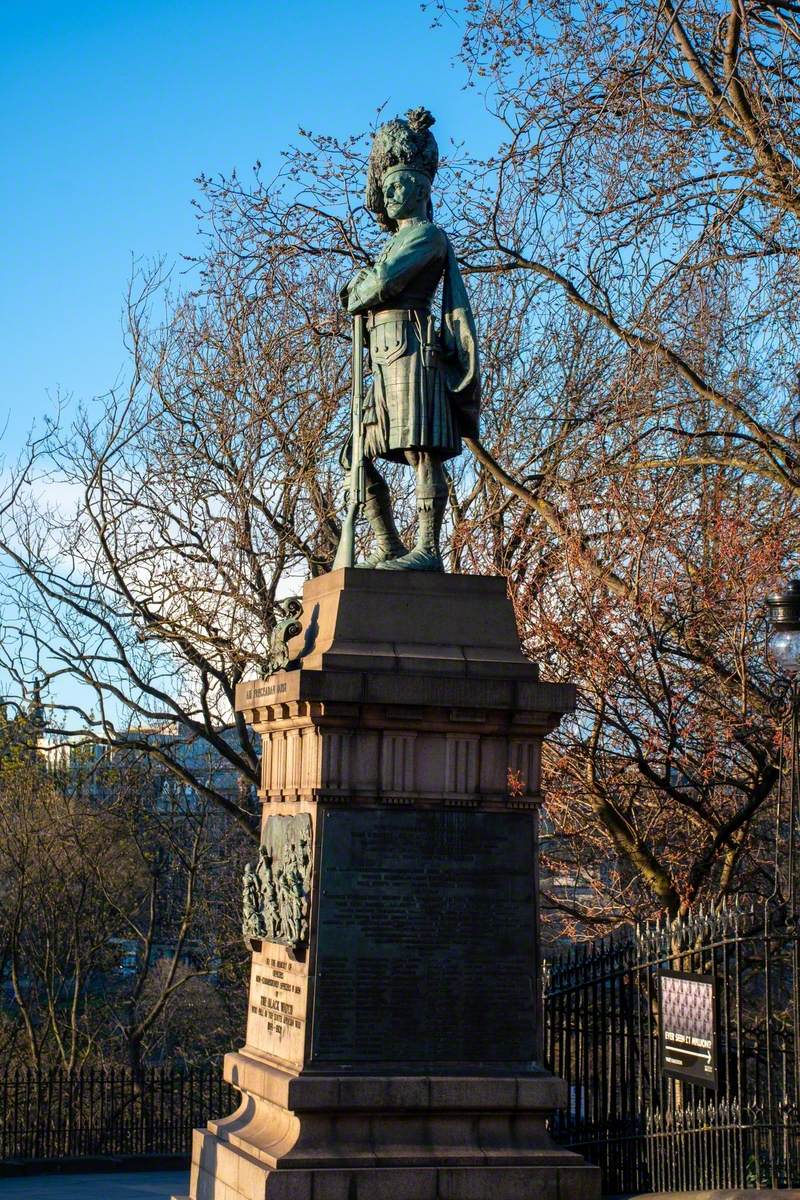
(0, 1064, 236, 1163)
(544, 898, 800, 1192)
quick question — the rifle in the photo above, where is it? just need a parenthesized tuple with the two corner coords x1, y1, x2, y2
(332, 313, 365, 570)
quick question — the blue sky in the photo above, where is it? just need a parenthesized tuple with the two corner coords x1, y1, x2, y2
(0, 0, 498, 453)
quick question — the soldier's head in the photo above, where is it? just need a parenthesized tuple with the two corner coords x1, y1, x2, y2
(381, 167, 431, 225)
(366, 108, 438, 231)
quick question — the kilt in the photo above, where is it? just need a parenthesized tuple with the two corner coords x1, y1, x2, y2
(362, 309, 460, 463)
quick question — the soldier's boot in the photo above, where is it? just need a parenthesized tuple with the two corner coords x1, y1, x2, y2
(377, 488, 446, 572)
(357, 482, 407, 568)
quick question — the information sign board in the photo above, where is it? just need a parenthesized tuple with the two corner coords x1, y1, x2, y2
(658, 969, 718, 1088)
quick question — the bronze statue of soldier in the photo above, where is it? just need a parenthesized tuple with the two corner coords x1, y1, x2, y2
(338, 108, 479, 572)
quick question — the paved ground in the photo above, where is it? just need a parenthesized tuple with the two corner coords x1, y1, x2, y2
(0, 1172, 187, 1199)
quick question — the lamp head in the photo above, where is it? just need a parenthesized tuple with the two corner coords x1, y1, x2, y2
(767, 579, 800, 676)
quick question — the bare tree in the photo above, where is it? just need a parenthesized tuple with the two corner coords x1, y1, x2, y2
(1, 2, 798, 919)
(0, 254, 349, 837)
(443, 0, 800, 923)
(0, 739, 247, 1071)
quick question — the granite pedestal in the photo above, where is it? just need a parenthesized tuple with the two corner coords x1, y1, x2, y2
(175, 570, 600, 1200)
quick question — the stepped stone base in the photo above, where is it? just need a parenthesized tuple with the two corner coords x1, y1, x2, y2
(173, 1054, 596, 1199)
(177, 1162, 598, 1200)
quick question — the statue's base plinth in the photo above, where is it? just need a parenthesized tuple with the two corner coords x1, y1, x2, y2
(177, 571, 600, 1200)
(179, 1051, 597, 1199)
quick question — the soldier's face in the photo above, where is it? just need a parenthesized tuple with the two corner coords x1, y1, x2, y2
(383, 170, 427, 221)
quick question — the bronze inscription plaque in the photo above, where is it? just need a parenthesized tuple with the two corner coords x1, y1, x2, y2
(311, 808, 537, 1064)
(246, 947, 307, 1067)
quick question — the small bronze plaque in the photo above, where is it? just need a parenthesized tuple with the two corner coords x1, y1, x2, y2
(311, 808, 538, 1064)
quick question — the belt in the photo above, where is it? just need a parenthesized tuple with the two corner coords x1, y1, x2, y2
(365, 307, 430, 330)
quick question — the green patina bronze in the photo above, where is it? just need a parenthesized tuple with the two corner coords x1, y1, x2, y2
(242, 814, 313, 952)
(336, 108, 480, 573)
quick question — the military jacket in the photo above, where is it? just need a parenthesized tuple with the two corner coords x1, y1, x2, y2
(342, 221, 459, 462)
(346, 220, 448, 313)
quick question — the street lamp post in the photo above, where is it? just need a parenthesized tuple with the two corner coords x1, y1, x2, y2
(766, 580, 800, 916)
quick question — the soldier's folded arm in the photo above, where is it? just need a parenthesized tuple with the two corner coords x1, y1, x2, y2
(347, 224, 447, 314)
(339, 266, 370, 311)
